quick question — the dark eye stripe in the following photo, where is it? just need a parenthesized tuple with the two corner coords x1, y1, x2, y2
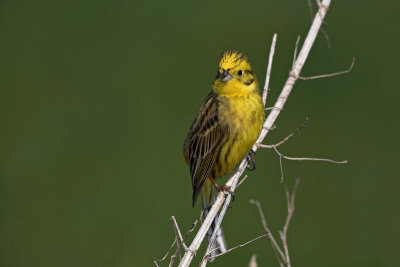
(243, 79, 254, 86)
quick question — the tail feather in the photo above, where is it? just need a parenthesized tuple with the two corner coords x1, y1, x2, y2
(201, 179, 227, 262)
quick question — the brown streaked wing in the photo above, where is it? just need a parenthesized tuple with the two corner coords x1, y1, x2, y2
(185, 92, 227, 206)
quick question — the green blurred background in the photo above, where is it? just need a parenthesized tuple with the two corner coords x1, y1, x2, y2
(1, 0, 399, 266)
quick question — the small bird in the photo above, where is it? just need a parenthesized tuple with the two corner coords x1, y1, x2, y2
(183, 51, 265, 259)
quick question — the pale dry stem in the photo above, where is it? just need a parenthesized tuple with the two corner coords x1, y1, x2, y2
(263, 34, 277, 105)
(205, 234, 268, 261)
(292, 36, 301, 68)
(307, 0, 331, 48)
(154, 217, 197, 267)
(299, 57, 355, 80)
(258, 117, 309, 149)
(279, 163, 301, 267)
(258, 117, 347, 181)
(250, 163, 301, 267)
(237, 174, 249, 188)
(250, 199, 285, 266)
(273, 146, 348, 164)
(248, 254, 258, 267)
(154, 238, 177, 267)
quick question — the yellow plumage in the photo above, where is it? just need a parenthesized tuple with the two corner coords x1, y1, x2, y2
(183, 50, 264, 258)
(184, 50, 264, 206)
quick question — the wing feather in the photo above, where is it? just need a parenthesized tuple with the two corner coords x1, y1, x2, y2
(183, 92, 228, 206)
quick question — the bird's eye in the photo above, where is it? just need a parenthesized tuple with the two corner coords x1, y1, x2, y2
(238, 70, 243, 76)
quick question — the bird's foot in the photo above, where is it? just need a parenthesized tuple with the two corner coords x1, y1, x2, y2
(216, 185, 235, 201)
(246, 149, 256, 170)
(209, 177, 235, 201)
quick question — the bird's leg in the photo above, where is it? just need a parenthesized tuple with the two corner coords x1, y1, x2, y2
(209, 176, 234, 199)
(246, 149, 256, 170)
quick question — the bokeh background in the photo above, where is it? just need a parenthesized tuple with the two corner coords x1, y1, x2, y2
(1, 0, 399, 266)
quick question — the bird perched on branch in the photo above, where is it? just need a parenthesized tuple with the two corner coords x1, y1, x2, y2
(183, 50, 265, 259)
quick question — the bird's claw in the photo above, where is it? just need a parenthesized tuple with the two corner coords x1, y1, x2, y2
(246, 149, 256, 170)
(215, 185, 235, 201)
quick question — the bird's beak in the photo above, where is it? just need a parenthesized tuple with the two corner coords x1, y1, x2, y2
(220, 70, 232, 82)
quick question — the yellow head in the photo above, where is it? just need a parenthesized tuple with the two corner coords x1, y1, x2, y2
(213, 51, 259, 95)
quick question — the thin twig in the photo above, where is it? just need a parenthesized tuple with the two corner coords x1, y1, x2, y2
(263, 34, 277, 105)
(318, 15, 331, 48)
(169, 218, 183, 266)
(237, 174, 249, 188)
(278, 162, 301, 267)
(308, 0, 331, 48)
(155, 217, 186, 266)
(258, 117, 347, 180)
(299, 56, 355, 80)
(171, 216, 188, 250)
(155, 217, 198, 267)
(307, 0, 314, 23)
(200, 184, 234, 267)
(178, 1, 332, 265)
(154, 238, 177, 267)
(279, 155, 284, 182)
(248, 254, 258, 267)
(183, 220, 198, 242)
(292, 36, 301, 68)
(273, 146, 348, 164)
(263, 124, 277, 131)
(206, 234, 268, 261)
(250, 200, 285, 266)
(169, 255, 177, 267)
(258, 117, 309, 149)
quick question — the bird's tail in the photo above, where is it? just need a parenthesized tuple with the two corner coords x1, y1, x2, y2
(201, 179, 227, 262)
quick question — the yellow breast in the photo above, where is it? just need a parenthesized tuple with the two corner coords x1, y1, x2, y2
(214, 92, 264, 178)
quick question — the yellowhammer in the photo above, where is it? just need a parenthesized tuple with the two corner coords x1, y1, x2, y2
(183, 50, 265, 257)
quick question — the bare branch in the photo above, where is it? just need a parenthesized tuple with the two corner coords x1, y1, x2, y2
(292, 36, 301, 68)
(171, 216, 188, 250)
(279, 155, 285, 183)
(154, 238, 177, 267)
(248, 254, 258, 267)
(273, 146, 348, 164)
(206, 234, 268, 261)
(154, 217, 198, 267)
(155, 217, 184, 266)
(319, 25, 331, 48)
(307, 0, 314, 23)
(237, 174, 249, 188)
(299, 56, 355, 80)
(183, 220, 198, 242)
(279, 163, 301, 267)
(258, 117, 309, 149)
(169, 255, 177, 267)
(258, 117, 347, 183)
(263, 124, 277, 131)
(200, 183, 235, 267)
(308, 0, 331, 48)
(169, 217, 184, 266)
(250, 200, 285, 265)
(251, 164, 301, 267)
(263, 34, 277, 105)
